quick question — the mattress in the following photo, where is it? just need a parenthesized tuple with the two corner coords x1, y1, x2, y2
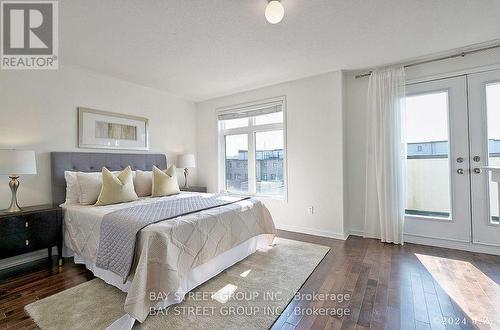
(62, 192, 277, 324)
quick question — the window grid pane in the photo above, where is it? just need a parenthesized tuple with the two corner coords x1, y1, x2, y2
(255, 130, 285, 197)
(225, 134, 248, 193)
(222, 118, 248, 130)
(254, 112, 283, 126)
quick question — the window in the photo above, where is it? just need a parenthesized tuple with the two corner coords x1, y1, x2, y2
(218, 97, 286, 198)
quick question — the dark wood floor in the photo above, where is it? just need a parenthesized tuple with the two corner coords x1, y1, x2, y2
(0, 231, 499, 329)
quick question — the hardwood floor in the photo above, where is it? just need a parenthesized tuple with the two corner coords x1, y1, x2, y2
(0, 258, 93, 329)
(0, 231, 499, 329)
(272, 232, 500, 330)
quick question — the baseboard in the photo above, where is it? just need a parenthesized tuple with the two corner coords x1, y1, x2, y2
(275, 223, 348, 240)
(345, 229, 500, 256)
(0, 248, 55, 271)
(404, 234, 500, 255)
(346, 229, 365, 237)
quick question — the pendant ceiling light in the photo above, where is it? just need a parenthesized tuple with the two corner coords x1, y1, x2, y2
(265, 0, 284, 24)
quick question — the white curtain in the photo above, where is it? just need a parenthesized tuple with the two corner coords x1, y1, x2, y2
(364, 67, 406, 244)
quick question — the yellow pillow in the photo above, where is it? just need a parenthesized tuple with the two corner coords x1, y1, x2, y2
(152, 165, 180, 197)
(95, 166, 138, 206)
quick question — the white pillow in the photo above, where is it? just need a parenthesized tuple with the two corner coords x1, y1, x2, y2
(134, 170, 152, 197)
(77, 171, 104, 205)
(63, 171, 80, 205)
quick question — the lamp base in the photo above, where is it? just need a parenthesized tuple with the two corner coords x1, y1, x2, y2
(5, 204, 22, 213)
(5, 176, 22, 213)
(183, 168, 189, 188)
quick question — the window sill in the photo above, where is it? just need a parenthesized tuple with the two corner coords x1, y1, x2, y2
(405, 214, 452, 222)
(222, 191, 287, 202)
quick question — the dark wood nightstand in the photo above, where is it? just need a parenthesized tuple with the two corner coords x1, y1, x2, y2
(0, 205, 63, 266)
(180, 186, 208, 193)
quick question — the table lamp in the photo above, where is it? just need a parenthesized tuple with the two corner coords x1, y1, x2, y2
(176, 154, 196, 188)
(0, 150, 37, 213)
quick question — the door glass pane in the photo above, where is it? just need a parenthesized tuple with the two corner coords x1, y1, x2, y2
(405, 92, 451, 218)
(225, 134, 248, 193)
(255, 130, 285, 197)
(486, 82, 500, 223)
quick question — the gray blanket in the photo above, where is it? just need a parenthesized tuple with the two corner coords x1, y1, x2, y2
(95, 194, 249, 281)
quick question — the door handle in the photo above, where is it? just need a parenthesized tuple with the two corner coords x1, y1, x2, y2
(473, 168, 481, 174)
(457, 169, 464, 175)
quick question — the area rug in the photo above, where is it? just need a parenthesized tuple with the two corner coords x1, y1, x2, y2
(25, 238, 329, 330)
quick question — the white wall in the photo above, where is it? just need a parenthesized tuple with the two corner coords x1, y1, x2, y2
(0, 65, 198, 211)
(344, 48, 500, 235)
(343, 73, 368, 235)
(196, 72, 345, 239)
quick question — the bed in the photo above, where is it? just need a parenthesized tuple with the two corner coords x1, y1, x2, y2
(51, 152, 277, 329)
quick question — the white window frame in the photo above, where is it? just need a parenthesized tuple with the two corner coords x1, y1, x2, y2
(217, 96, 287, 200)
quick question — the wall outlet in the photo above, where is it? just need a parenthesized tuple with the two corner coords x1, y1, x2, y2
(307, 206, 314, 215)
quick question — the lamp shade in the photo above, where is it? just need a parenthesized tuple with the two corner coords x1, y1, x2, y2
(177, 154, 196, 168)
(0, 150, 37, 175)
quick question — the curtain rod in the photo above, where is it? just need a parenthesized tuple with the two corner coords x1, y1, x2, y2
(354, 44, 500, 79)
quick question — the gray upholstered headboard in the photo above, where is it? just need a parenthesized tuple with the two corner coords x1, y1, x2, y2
(50, 152, 167, 205)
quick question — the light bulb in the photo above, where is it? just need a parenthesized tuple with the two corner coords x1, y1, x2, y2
(265, 1, 284, 24)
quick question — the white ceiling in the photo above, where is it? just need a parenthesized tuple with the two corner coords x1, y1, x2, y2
(60, 0, 500, 101)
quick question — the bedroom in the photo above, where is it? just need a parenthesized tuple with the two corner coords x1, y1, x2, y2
(0, 1, 499, 329)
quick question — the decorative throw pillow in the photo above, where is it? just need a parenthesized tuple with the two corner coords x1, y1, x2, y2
(152, 165, 180, 197)
(95, 166, 138, 206)
(134, 170, 153, 197)
(63, 171, 80, 205)
(77, 170, 134, 205)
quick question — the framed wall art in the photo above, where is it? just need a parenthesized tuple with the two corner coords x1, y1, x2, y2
(78, 107, 149, 150)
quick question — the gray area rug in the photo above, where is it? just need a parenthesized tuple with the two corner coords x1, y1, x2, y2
(25, 238, 329, 330)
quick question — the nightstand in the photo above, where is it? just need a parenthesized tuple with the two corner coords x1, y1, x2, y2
(0, 205, 63, 266)
(180, 186, 208, 193)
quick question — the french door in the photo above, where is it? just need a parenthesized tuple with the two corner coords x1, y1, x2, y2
(468, 70, 500, 247)
(404, 69, 500, 249)
(404, 76, 471, 242)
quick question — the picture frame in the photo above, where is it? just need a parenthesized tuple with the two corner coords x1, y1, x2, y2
(78, 107, 149, 150)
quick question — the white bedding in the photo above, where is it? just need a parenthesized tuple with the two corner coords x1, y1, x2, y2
(62, 192, 277, 326)
(63, 194, 185, 263)
(63, 192, 249, 262)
